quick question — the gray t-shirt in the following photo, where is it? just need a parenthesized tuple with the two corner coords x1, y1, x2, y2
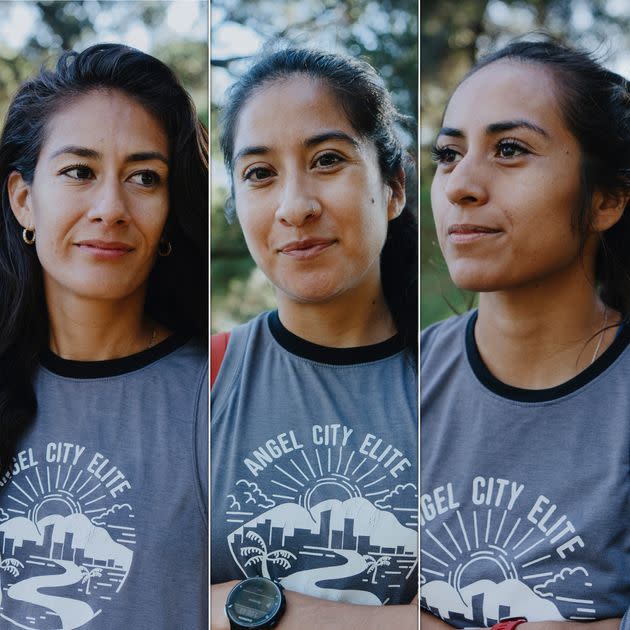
(421, 311, 630, 627)
(0, 336, 208, 630)
(211, 311, 418, 605)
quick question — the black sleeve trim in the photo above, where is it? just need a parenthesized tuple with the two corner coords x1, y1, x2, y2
(268, 310, 405, 365)
(466, 311, 630, 402)
(40, 333, 190, 378)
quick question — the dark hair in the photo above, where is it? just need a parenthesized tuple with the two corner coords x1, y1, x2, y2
(468, 40, 630, 315)
(219, 47, 418, 355)
(0, 43, 208, 475)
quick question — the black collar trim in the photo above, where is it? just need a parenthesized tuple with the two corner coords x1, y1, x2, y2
(466, 310, 630, 402)
(268, 310, 404, 365)
(40, 333, 189, 379)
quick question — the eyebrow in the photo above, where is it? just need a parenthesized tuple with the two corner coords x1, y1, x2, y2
(437, 119, 549, 139)
(50, 145, 169, 165)
(233, 130, 360, 164)
(304, 131, 360, 149)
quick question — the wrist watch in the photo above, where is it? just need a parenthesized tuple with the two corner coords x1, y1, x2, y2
(225, 576, 286, 629)
(490, 617, 528, 630)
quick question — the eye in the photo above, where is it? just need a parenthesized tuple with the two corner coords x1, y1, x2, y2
(60, 164, 94, 180)
(243, 166, 274, 182)
(128, 170, 161, 187)
(313, 152, 343, 168)
(496, 139, 529, 159)
(431, 145, 462, 165)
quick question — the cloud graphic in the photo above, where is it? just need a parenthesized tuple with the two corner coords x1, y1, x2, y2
(0, 508, 9, 523)
(375, 483, 417, 510)
(533, 567, 589, 599)
(235, 479, 276, 509)
(91, 503, 133, 527)
(227, 494, 241, 510)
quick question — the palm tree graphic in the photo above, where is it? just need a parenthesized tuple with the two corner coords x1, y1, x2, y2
(241, 531, 296, 579)
(363, 555, 391, 585)
(0, 557, 24, 606)
(79, 566, 103, 595)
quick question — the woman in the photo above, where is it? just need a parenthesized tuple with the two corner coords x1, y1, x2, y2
(0, 44, 208, 629)
(211, 48, 418, 628)
(421, 40, 630, 630)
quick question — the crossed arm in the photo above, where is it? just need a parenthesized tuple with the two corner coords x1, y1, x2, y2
(421, 611, 621, 630)
(211, 581, 418, 630)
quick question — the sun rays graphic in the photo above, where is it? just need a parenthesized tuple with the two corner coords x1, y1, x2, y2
(7, 464, 111, 524)
(4, 462, 136, 548)
(226, 444, 417, 528)
(421, 507, 596, 621)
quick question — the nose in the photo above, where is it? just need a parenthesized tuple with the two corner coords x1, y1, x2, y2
(86, 178, 130, 225)
(443, 155, 489, 207)
(275, 171, 321, 227)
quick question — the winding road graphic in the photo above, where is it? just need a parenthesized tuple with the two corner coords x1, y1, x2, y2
(281, 550, 382, 605)
(6, 560, 94, 630)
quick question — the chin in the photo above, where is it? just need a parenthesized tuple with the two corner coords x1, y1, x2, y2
(274, 271, 348, 304)
(447, 265, 505, 294)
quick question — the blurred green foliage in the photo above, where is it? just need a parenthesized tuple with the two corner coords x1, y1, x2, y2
(420, 0, 630, 329)
(211, 0, 418, 330)
(0, 1, 207, 122)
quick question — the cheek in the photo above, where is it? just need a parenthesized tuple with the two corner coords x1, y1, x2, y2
(236, 207, 270, 261)
(430, 177, 448, 242)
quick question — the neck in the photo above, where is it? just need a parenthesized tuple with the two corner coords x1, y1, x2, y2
(475, 271, 619, 389)
(276, 286, 396, 348)
(46, 286, 157, 361)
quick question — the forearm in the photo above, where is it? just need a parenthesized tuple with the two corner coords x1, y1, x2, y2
(212, 581, 417, 630)
(419, 612, 620, 630)
(521, 621, 620, 630)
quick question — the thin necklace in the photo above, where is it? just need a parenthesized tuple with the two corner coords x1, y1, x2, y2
(590, 306, 608, 365)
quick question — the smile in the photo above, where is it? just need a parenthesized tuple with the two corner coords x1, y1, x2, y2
(447, 224, 501, 243)
(75, 240, 134, 259)
(279, 239, 336, 259)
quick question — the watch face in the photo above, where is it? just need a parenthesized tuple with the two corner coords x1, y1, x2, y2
(226, 577, 283, 628)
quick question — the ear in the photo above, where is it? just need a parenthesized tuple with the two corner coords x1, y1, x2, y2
(589, 189, 629, 233)
(7, 170, 34, 230)
(386, 166, 406, 221)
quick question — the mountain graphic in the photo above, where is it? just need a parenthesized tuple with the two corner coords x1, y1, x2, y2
(229, 497, 417, 553)
(0, 514, 132, 570)
(0, 516, 39, 546)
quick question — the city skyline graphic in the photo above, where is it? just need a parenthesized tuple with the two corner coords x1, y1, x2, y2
(0, 442, 135, 630)
(421, 479, 596, 627)
(223, 427, 418, 605)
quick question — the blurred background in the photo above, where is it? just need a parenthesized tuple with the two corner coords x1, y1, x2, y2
(0, 1, 207, 146)
(211, 0, 418, 332)
(421, 0, 630, 328)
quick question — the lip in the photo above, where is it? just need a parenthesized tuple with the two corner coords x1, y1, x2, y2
(75, 240, 134, 259)
(447, 224, 501, 243)
(278, 238, 337, 259)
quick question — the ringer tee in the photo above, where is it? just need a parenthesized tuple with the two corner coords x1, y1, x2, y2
(0, 336, 208, 630)
(420, 311, 630, 627)
(211, 311, 418, 605)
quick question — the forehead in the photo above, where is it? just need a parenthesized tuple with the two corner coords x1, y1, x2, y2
(41, 89, 168, 156)
(443, 60, 568, 135)
(233, 76, 355, 150)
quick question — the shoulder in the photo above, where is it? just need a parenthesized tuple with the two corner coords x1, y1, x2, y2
(420, 311, 472, 367)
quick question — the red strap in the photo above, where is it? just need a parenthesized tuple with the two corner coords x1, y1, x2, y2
(490, 619, 528, 630)
(211, 331, 231, 388)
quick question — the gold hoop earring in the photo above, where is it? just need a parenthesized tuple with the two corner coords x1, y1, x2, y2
(22, 227, 36, 245)
(158, 239, 172, 257)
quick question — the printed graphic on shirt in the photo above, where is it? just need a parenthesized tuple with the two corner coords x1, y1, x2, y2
(420, 476, 594, 628)
(223, 424, 418, 604)
(0, 442, 134, 630)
